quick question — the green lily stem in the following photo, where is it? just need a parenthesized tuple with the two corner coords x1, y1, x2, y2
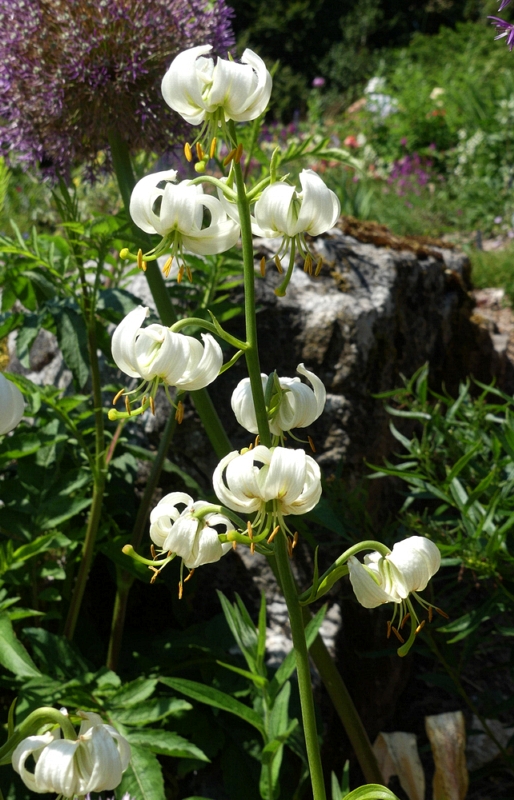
(274, 531, 327, 800)
(108, 129, 232, 459)
(106, 407, 178, 672)
(228, 124, 270, 448)
(63, 297, 106, 641)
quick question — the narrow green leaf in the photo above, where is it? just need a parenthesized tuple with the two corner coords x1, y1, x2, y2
(0, 612, 42, 678)
(160, 677, 265, 735)
(109, 678, 157, 707)
(445, 441, 481, 484)
(216, 660, 268, 688)
(124, 729, 209, 762)
(111, 697, 191, 725)
(256, 592, 267, 671)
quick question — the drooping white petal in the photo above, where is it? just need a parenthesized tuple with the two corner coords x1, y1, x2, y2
(150, 492, 194, 549)
(263, 447, 306, 505)
(160, 181, 203, 236)
(0, 373, 25, 434)
(388, 537, 441, 595)
(112, 305, 149, 378)
(129, 170, 178, 234)
(35, 739, 83, 796)
(213, 450, 263, 513)
(231, 375, 267, 434)
(12, 732, 57, 794)
(133, 325, 191, 384)
(348, 556, 398, 608)
(161, 45, 214, 125)
(254, 181, 297, 238)
(281, 454, 322, 515)
(296, 363, 326, 421)
(175, 333, 223, 391)
(295, 169, 340, 236)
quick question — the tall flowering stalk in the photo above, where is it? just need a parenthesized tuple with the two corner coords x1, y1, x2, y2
(0, 0, 234, 177)
(108, 43, 443, 800)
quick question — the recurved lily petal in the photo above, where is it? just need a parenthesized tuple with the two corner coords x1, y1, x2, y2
(161, 45, 215, 125)
(175, 333, 223, 391)
(150, 492, 195, 549)
(112, 305, 149, 378)
(129, 169, 178, 234)
(0, 373, 25, 434)
(295, 169, 341, 236)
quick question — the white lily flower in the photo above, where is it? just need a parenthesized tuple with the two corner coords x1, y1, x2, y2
(150, 492, 232, 569)
(112, 306, 223, 392)
(348, 536, 441, 609)
(0, 373, 24, 434)
(213, 445, 321, 516)
(161, 45, 272, 126)
(231, 364, 326, 435)
(130, 169, 240, 259)
(12, 711, 131, 796)
(254, 169, 340, 239)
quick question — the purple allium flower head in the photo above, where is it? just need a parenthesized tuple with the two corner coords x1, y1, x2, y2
(312, 77, 325, 88)
(0, 0, 235, 178)
(489, 16, 514, 50)
(499, 0, 512, 11)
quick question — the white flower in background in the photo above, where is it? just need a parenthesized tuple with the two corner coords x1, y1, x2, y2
(429, 87, 445, 101)
(161, 45, 272, 126)
(348, 536, 441, 609)
(130, 169, 240, 258)
(364, 76, 398, 118)
(254, 169, 340, 239)
(112, 306, 222, 392)
(0, 373, 24, 435)
(12, 711, 131, 796)
(150, 492, 233, 569)
(231, 364, 326, 435)
(213, 445, 321, 516)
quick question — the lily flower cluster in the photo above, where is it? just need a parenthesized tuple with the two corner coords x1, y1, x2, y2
(12, 710, 131, 797)
(489, 0, 514, 50)
(109, 305, 223, 419)
(0, 374, 25, 435)
(114, 41, 442, 647)
(121, 45, 339, 291)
